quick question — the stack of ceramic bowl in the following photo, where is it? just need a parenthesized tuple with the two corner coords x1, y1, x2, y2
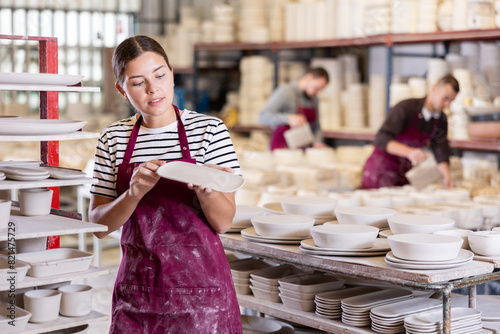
(278, 273, 344, 312)
(391, 0, 418, 33)
(280, 196, 337, 224)
(238, 0, 269, 43)
(369, 297, 442, 333)
(249, 264, 306, 303)
(389, 83, 412, 107)
(314, 286, 381, 320)
(229, 205, 265, 233)
(468, 230, 500, 256)
(212, 4, 236, 43)
(229, 258, 272, 295)
(404, 307, 482, 333)
(242, 214, 315, 245)
(341, 288, 413, 327)
(241, 315, 294, 334)
(335, 206, 397, 229)
(417, 0, 439, 32)
(385, 234, 473, 270)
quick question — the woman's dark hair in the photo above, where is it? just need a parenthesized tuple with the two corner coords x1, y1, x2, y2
(436, 75, 460, 93)
(307, 67, 330, 84)
(112, 35, 172, 85)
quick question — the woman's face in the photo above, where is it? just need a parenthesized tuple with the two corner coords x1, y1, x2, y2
(117, 51, 174, 120)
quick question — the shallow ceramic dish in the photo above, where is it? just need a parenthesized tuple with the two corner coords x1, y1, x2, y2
(23, 289, 61, 323)
(240, 315, 294, 334)
(18, 188, 53, 216)
(229, 258, 272, 279)
(250, 264, 305, 286)
(0, 72, 84, 86)
(387, 233, 463, 262)
(468, 231, 500, 256)
(388, 214, 455, 234)
(233, 282, 251, 295)
(249, 279, 279, 291)
(240, 228, 303, 245)
(0, 257, 30, 283)
(39, 166, 87, 180)
(249, 285, 281, 303)
(232, 205, 264, 228)
(0, 302, 31, 333)
(0, 119, 87, 136)
(157, 161, 244, 193)
(310, 224, 379, 249)
(278, 273, 344, 294)
(251, 214, 315, 238)
(279, 293, 316, 312)
(434, 229, 471, 249)
(58, 284, 93, 317)
(16, 237, 47, 253)
(280, 196, 337, 217)
(335, 206, 396, 228)
(17, 248, 94, 278)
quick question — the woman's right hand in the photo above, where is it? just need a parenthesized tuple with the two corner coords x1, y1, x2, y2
(408, 148, 428, 165)
(128, 160, 165, 200)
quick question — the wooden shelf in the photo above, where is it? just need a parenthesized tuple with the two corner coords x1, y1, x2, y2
(0, 84, 100, 92)
(389, 29, 500, 45)
(195, 42, 272, 51)
(0, 177, 97, 190)
(0, 266, 107, 290)
(238, 294, 375, 334)
(322, 129, 376, 141)
(0, 131, 99, 142)
(0, 207, 107, 241)
(23, 310, 108, 334)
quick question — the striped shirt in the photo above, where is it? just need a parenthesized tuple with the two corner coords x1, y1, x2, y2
(90, 109, 241, 199)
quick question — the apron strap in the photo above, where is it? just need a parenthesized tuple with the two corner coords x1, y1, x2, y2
(122, 105, 192, 165)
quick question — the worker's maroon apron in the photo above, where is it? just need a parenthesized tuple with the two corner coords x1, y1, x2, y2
(109, 106, 242, 334)
(361, 113, 439, 189)
(269, 99, 317, 150)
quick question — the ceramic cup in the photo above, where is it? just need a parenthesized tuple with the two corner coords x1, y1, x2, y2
(0, 199, 11, 229)
(24, 289, 62, 323)
(58, 284, 93, 317)
(18, 188, 53, 216)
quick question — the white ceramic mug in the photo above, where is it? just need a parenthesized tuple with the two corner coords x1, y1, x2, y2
(58, 284, 93, 317)
(0, 199, 11, 229)
(24, 289, 61, 323)
(18, 188, 53, 216)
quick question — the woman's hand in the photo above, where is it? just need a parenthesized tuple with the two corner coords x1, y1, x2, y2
(129, 160, 165, 200)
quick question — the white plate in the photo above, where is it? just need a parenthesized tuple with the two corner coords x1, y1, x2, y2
(342, 288, 413, 308)
(3, 173, 50, 181)
(40, 166, 87, 179)
(301, 238, 390, 252)
(0, 72, 84, 86)
(0, 166, 48, 176)
(384, 254, 473, 270)
(379, 229, 393, 238)
(157, 161, 244, 193)
(241, 229, 304, 244)
(299, 246, 388, 257)
(386, 250, 474, 265)
(0, 119, 87, 135)
(404, 307, 481, 327)
(241, 227, 309, 241)
(370, 297, 442, 319)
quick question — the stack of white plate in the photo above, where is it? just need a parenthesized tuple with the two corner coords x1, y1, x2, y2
(0, 166, 50, 181)
(243, 214, 315, 245)
(278, 273, 344, 312)
(342, 83, 366, 129)
(452, 0, 468, 31)
(417, 0, 439, 32)
(229, 258, 272, 295)
(404, 307, 482, 333)
(314, 285, 382, 319)
(341, 288, 413, 327)
(368, 74, 387, 131)
(299, 238, 390, 257)
(241, 315, 295, 334)
(467, 0, 495, 30)
(249, 264, 305, 303)
(391, 0, 418, 34)
(408, 77, 427, 98)
(364, 0, 391, 35)
(390, 83, 412, 107)
(370, 297, 442, 333)
(238, 0, 269, 43)
(212, 4, 236, 43)
(438, 0, 454, 31)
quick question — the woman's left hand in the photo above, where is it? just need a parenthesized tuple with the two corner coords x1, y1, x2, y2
(186, 164, 235, 195)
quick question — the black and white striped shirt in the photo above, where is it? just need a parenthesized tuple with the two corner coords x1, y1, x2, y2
(90, 110, 241, 199)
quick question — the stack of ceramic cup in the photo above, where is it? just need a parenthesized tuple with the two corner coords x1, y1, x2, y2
(212, 4, 236, 43)
(239, 0, 269, 43)
(427, 58, 449, 89)
(238, 56, 274, 125)
(452, 0, 468, 30)
(417, 0, 439, 32)
(467, 0, 495, 30)
(364, 0, 391, 36)
(391, 0, 419, 34)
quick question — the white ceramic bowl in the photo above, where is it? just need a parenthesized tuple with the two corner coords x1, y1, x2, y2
(388, 214, 455, 234)
(335, 206, 396, 228)
(232, 205, 264, 228)
(280, 196, 337, 217)
(310, 224, 379, 249)
(434, 229, 472, 249)
(58, 284, 93, 317)
(0, 200, 11, 229)
(387, 233, 463, 261)
(251, 214, 315, 238)
(23, 289, 61, 323)
(18, 188, 53, 216)
(468, 231, 500, 256)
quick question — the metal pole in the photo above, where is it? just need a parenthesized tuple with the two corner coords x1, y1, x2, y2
(385, 45, 392, 114)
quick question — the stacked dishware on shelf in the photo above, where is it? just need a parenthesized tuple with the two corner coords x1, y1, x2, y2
(238, 0, 269, 43)
(240, 315, 295, 334)
(427, 58, 450, 89)
(229, 258, 272, 295)
(249, 264, 305, 303)
(368, 74, 387, 131)
(284, 0, 336, 42)
(404, 307, 482, 334)
(212, 3, 236, 43)
(364, 0, 391, 36)
(467, 0, 496, 30)
(417, 0, 440, 32)
(313, 58, 343, 131)
(391, 0, 419, 34)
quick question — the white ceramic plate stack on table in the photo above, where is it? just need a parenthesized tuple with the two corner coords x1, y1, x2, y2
(229, 258, 272, 295)
(242, 214, 315, 245)
(369, 297, 442, 333)
(278, 273, 344, 312)
(314, 285, 382, 320)
(299, 238, 390, 257)
(341, 288, 413, 327)
(404, 307, 482, 334)
(240, 315, 294, 334)
(249, 264, 306, 303)
(335, 206, 396, 228)
(227, 205, 264, 233)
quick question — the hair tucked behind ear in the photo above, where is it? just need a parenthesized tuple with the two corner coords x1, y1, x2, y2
(112, 35, 172, 85)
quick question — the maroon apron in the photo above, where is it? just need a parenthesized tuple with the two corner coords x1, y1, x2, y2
(270, 98, 317, 150)
(109, 106, 242, 334)
(361, 113, 439, 189)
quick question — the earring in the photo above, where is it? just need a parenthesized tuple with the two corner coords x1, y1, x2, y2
(123, 94, 128, 100)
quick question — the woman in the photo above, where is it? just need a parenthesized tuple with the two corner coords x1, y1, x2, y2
(89, 35, 243, 333)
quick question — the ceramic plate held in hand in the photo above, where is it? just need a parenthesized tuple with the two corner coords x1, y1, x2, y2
(157, 161, 244, 193)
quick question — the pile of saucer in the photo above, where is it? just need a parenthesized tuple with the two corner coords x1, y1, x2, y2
(299, 238, 390, 257)
(369, 297, 442, 333)
(229, 258, 272, 295)
(242, 214, 314, 245)
(241, 315, 294, 334)
(404, 307, 482, 334)
(0, 166, 49, 181)
(341, 288, 413, 327)
(249, 264, 305, 303)
(384, 250, 474, 270)
(314, 285, 381, 320)
(261, 201, 335, 225)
